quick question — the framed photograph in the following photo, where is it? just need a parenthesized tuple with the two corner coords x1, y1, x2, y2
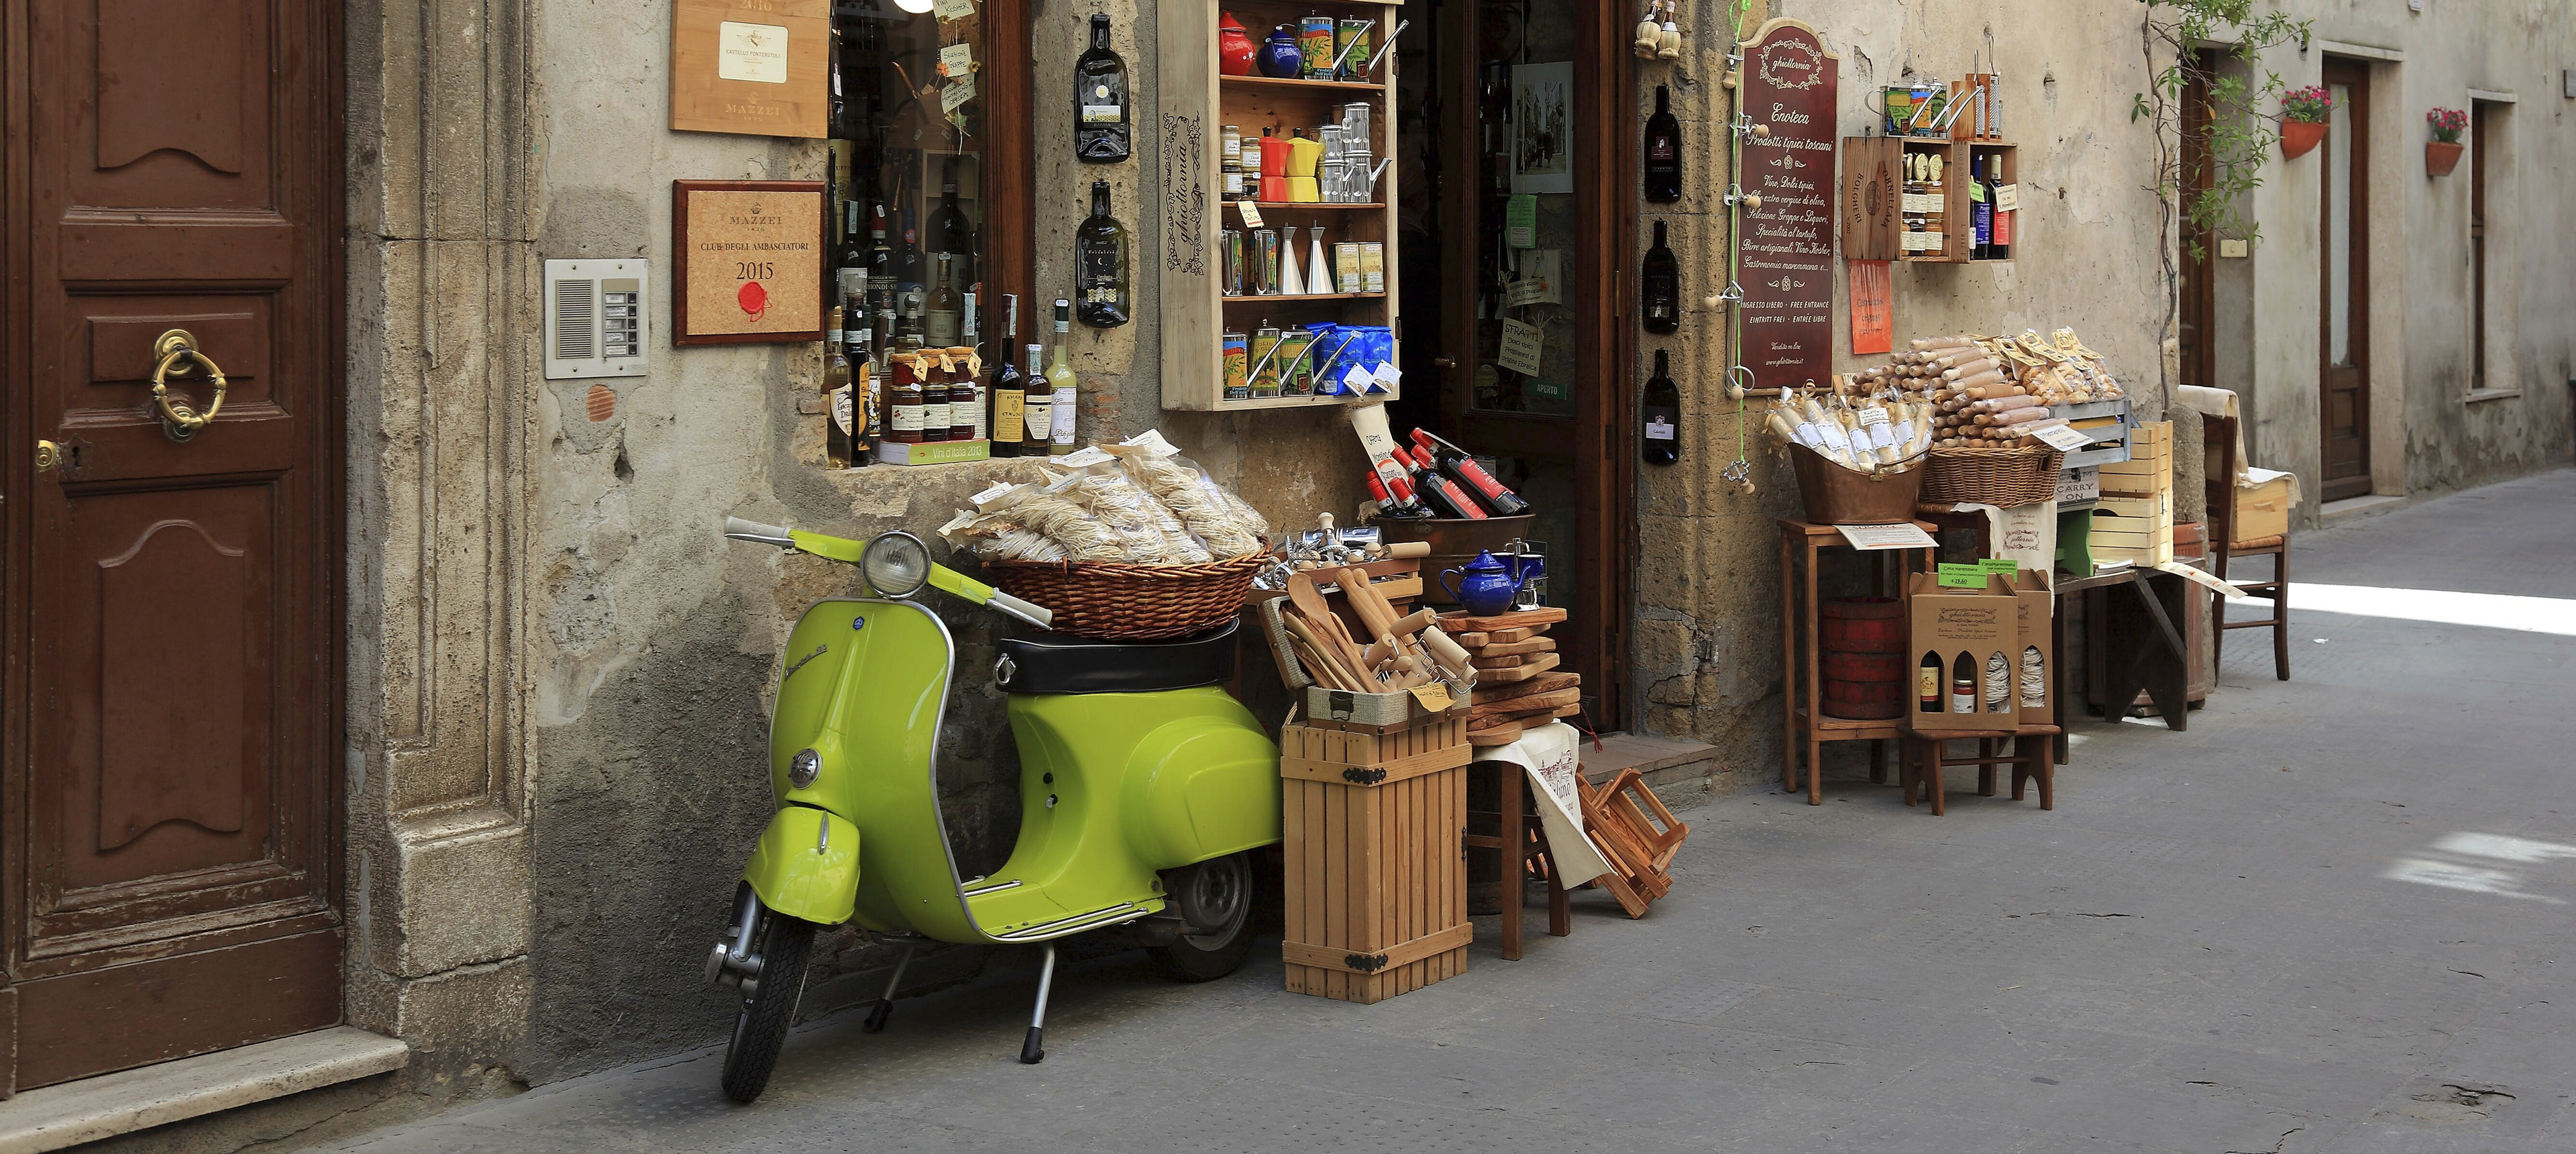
(1510, 62, 1575, 196)
(672, 180, 826, 346)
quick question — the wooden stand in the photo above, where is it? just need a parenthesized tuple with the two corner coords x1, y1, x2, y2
(1280, 712, 1472, 1004)
(1463, 759, 1566, 962)
(1778, 519, 1937, 805)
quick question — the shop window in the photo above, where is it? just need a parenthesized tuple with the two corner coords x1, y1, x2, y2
(828, 0, 1031, 348)
(2469, 98, 2512, 397)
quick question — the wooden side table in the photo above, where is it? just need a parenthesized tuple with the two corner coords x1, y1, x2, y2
(1777, 519, 1938, 806)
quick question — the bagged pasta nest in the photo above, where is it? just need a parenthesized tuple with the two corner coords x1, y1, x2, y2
(937, 431, 1273, 639)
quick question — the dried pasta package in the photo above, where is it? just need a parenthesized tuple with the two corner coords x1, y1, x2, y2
(936, 509, 1071, 564)
(985, 482, 1126, 562)
(1109, 432, 1267, 558)
(1049, 449, 1177, 563)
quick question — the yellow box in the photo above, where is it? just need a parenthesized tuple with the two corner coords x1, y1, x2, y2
(2097, 492, 2171, 521)
(2232, 476, 2292, 543)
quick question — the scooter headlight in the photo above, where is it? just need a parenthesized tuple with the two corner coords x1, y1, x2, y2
(788, 748, 822, 790)
(862, 531, 931, 598)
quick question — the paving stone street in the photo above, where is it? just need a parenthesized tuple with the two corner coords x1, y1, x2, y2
(325, 471, 2576, 1154)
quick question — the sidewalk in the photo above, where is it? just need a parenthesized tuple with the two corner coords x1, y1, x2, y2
(327, 470, 2576, 1154)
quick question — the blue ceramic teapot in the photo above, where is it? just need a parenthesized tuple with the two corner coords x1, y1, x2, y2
(1257, 25, 1304, 79)
(1440, 550, 1530, 617)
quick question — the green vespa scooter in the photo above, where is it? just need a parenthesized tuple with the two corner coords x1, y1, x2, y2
(708, 519, 1280, 1102)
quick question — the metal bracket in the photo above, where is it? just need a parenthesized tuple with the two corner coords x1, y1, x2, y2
(1341, 768, 1389, 785)
(1342, 952, 1389, 974)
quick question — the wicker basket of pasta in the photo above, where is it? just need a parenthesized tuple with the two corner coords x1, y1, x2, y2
(940, 433, 1273, 639)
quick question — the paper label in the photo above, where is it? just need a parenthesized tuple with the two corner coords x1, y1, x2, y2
(1059, 445, 1114, 468)
(831, 386, 854, 434)
(1407, 682, 1456, 711)
(933, 0, 975, 18)
(1646, 417, 1676, 441)
(1341, 364, 1376, 395)
(716, 21, 790, 85)
(1081, 103, 1122, 123)
(1997, 183, 2019, 212)
(1937, 562, 1990, 588)
(1979, 558, 2021, 577)
(941, 76, 978, 113)
(971, 480, 1017, 507)
(939, 42, 975, 77)
(1835, 523, 1937, 550)
(2030, 421, 2093, 452)
(1368, 362, 1401, 393)
(1236, 200, 1265, 228)
(1505, 276, 1551, 309)
(1505, 195, 1539, 248)
(1497, 319, 1545, 376)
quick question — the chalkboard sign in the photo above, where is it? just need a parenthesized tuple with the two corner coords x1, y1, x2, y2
(1737, 19, 1839, 393)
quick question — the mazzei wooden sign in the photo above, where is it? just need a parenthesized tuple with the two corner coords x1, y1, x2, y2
(672, 180, 825, 345)
(671, 0, 828, 139)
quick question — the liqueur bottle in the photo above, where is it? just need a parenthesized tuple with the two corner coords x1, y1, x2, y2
(1642, 85, 1682, 203)
(867, 206, 897, 317)
(847, 325, 876, 466)
(898, 212, 925, 295)
(952, 297, 981, 442)
(989, 297, 1026, 458)
(835, 201, 869, 286)
(1641, 348, 1680, 465)
(1046, 300, 1078, 454)
(1985, 156, 2011, 260)
(925, 254, 963, 348)
(1969, 161, 1992, 261)
(1401, 446, 1485, 519)
(1020, 340, 1055, 454)
(930, 158, 977, 289)
(1410, 430, 1532, 516)
(824, 307, 853, 469)
(1075, 181, 1132, 327)
(1073, 14, 1132, 164)
(1641, 219, 1680, 334)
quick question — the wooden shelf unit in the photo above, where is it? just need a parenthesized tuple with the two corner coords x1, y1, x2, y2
(1839, 137, 2019, 265)
(1159, 0, 1405, 413)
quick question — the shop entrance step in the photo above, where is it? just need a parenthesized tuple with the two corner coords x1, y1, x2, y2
(1579, 733, 1722, 808)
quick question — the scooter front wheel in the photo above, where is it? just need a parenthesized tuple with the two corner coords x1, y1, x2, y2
(720, 910, 816, 1102)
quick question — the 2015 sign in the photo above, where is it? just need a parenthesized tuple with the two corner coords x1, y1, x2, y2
(673, 180, 824, 345)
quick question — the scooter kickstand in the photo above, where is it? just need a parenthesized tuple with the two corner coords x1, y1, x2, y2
(1019, 943, 1057, 1065)
(863, 945, 914, 1035)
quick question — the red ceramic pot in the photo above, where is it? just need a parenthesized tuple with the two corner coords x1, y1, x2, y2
(1218, 12, 1256, 76)
(2280, 119, 2327, 159)
(2426, 140, 2465, 176)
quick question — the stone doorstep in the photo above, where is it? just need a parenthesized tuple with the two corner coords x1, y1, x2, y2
(0, 1027, 408, 1154)
(1578, 731, 1718, 799)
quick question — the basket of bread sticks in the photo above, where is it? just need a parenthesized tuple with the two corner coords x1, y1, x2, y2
(939, 431, 1274, 639)
(1849, 331, 2108, 506)
(1760, 379, 1935, 525)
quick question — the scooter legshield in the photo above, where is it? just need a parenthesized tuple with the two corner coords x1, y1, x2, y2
(745, 806, 862, 925)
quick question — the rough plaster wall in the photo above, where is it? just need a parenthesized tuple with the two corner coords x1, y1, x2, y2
(520, 0, 1367, 1083)
(1631, 0, 2168, 764)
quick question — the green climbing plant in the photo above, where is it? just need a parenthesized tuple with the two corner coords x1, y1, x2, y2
(2130, 0, 2312, 399)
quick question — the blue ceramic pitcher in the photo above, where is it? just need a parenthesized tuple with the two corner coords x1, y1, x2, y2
(1440, 550, 1529, 617)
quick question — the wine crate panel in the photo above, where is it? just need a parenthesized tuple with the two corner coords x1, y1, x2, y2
(1280, 717, 1470, 1004)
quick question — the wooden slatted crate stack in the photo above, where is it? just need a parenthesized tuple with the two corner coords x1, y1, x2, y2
(1279, 711, 1472, 1004)
(1446, 607, 1582, 747)
(2092, 420, 2174, 566)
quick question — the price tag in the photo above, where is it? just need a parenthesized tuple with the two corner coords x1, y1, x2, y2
(1646, 415, 1675, 441)
(1407, 682, 1456, 711)
(971, 480, 1018, 509)
(940, 75, 977, 113)
(933, 0, 975, 19)
(1496, 319, 1544, 376)
(1835, 523, 1937, 551)
(2029, 421, 2093, 452)
(1236, 200, 1265, 229)
(1996, 183, 2019, 213)
(1979, 558, 2021, 578)
(938, 43, 975, 77)
(1368, 362, 1401, 393)
(1937, 562, 1990, 588)
(1505, 276, 1550, 308)
(1505, 195, 1538, 248)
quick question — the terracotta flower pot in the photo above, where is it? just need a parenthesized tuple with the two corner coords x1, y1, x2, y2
(2280, 119, 2328, 159)
(2426, 140, 2465, 176)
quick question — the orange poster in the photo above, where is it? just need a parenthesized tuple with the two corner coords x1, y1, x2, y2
(1849, 259, 1892, 354)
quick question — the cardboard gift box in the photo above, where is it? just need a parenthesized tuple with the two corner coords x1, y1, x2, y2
(1905, 570, 2023, 732)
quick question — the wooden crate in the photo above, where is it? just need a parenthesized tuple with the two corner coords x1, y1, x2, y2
(1280, 711, 1471, 1004)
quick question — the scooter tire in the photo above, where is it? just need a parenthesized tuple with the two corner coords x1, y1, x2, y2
(720, 912, 816, 1103)
(1151, 853, 1258, 983)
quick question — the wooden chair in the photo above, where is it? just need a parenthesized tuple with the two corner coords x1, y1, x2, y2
(1898, 726, 2061, 815)
(2203, 415, 2289, 681)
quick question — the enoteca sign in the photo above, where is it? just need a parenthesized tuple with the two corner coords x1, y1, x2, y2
(1735, 18, 1840, 394)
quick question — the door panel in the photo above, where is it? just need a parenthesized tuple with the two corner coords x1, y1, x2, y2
(2318, 60, 2371, 500)
(6, 0, 341, 1091)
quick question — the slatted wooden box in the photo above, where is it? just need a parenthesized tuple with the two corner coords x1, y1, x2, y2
(1279, 711, 1471, 1004)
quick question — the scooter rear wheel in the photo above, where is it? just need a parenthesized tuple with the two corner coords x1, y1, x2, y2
(720, 910, 816, 1102)
(1152, 851, 1258, 982)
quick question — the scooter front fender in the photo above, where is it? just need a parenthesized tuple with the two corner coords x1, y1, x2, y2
(745, 806, 862, 926)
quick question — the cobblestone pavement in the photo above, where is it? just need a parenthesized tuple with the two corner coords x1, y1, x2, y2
(326, 470, 2576, 1154)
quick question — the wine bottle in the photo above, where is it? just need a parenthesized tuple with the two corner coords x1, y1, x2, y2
(930, 158, 977, 290)
(1950, 652, 1976, 714)
(1075, 181, 1132, 327)
(1643, 85, 1682, 203)
(1073, 13, 1132, 164)
(1969, 162, 1992, 260)
(925, 254, 962, 348)
(1021, 340, 1055, 452)
(1403, 446, 1486, 519)
(825, 307, 853, 469)
(1919, 651, 1943, 713)
(1642, 348, 1680, 465)
(1986, 156, 2012, 260)
(847, 324, 876, 467)
(989, 296, 1024, 458)
(867, 205, 896, 317)
(1046, 300, 1078, 454)
(1642, 219, 1680, 334)
(1411, 429, 1532, 516)
(952, 295, 981, 442)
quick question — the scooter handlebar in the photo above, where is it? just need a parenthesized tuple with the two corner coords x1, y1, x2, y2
(724, 517, 797, 548)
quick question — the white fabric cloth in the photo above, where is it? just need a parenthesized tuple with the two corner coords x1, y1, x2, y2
(2176, 384, 2303, 511)
(1953, 500, 2060, 578)
(1472, 722, 1615, 887)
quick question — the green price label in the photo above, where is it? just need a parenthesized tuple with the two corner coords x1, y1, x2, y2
(1505, 195, 1539, 248)
(1980, 558, 2021, 578)
(1937, 563, 1988, 588)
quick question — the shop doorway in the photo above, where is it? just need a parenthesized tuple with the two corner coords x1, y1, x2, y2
(1392, 0, 1632, 726)
(2318, 58, 2372, 501)
(1, 0, 345, 1092)
(2178, 52, 2218, 392)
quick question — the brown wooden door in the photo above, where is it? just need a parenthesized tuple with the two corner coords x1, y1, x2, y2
(1421, 0, 1631, 725)
(2318, 58, 2371, 500)
(2178, 54, 2216, 392)
(3, 0, 343, 1092)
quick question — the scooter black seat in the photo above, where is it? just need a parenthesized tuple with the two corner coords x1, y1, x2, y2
(994, 621, 1239, 695)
